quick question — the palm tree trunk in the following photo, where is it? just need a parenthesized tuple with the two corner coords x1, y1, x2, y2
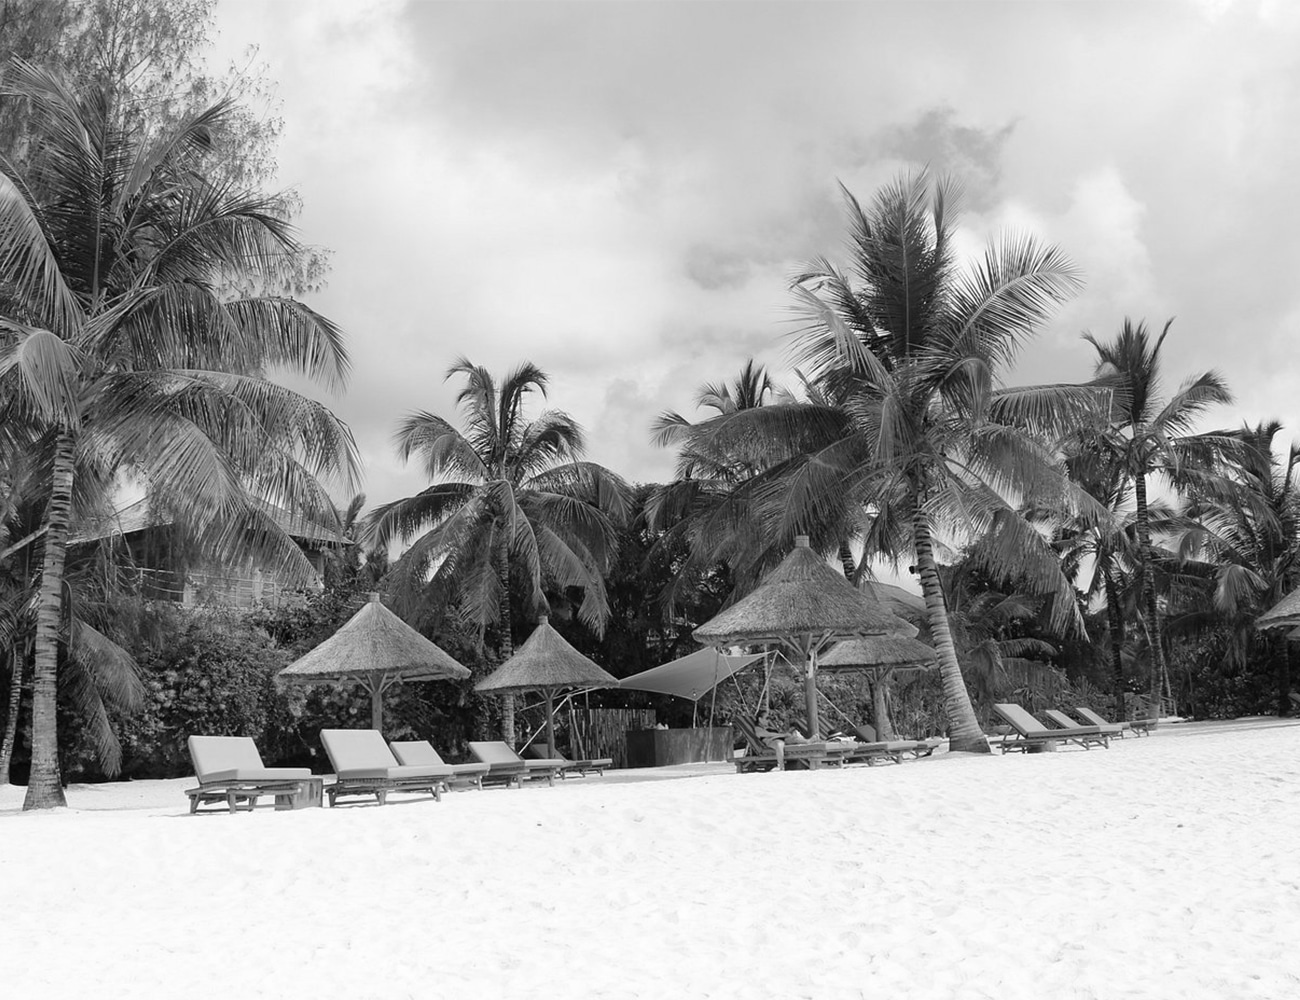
(495, 544, 516, 748)
(1103, 569, 1127, 719)
(913, 513, 989, 753)
(1133, 472, 1170, 713)
(1, 643, 23, 784)
(837, 541, 856, 582)
(24, 430, 74, 810)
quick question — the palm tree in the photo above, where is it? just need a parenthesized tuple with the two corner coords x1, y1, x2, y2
(1175, 421, 1300, 713)
(670, 172, 1088, 752)
(366, 359, 629, 743)
(0, 64, 358, 808)
(1082, 319, 1233, 711)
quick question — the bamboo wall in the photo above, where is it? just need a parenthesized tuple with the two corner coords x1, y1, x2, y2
(569, 708, 657, 768)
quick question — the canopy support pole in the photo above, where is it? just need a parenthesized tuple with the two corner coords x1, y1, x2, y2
(544, 691, 557, 758)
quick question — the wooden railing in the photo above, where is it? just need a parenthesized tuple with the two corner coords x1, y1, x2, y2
(568, 707, 658, 768)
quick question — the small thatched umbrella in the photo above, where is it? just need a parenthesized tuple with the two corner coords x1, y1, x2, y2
(820, 635, 937, 739)
(693, 535, 913, 738)
(1257, 586, 1300, 630)
(278, 593, 470, 732)
(475, 615, 618, 757)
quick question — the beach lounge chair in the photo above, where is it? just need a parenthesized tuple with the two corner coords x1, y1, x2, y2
(1044, 708, 1124, 740)
(319, 729, 453, 806)
(732, 716, 856, 772)
(849, 723, 942, 761)
(523, 744, 613, 777)
(992, 703, 1110, 753)
(389, 741, 490, 789)
(185, 735, 315, 814)
(1074, 705, 1154, 736)
(468, 741, 566, 786)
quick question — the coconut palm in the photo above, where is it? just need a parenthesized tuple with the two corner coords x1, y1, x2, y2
(1082, 319, 1233, 711)
(671, 172, 1089, 752)
(366, 359, 630, 742)
(0, 63, 358, 808)
(1174, 421, 1300, 713)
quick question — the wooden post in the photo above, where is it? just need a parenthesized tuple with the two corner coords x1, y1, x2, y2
(370, 681, 383, 733)
(804, 645, 819, 739)
(871, 669, 896, 739)
(544, 692, 557, 758)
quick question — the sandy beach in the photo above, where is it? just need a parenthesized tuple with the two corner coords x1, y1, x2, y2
(3, 720, 1299, 999)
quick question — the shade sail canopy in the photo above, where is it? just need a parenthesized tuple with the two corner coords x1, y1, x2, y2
(693, 536, 913, 647)
(1257, 585, 1300, 629)
(619, 648, 765, 702)
(819, 635, 937, 672)
(475, 616, 618, 696)
(277, 593, 470, 731)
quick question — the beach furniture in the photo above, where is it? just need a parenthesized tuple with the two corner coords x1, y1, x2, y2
(1044, 708, 1124, 739)
(523, 743, 613, 777)
(732, 716, 857, 772)
(468, 741, 566, 786)
(849, 722, 941, 760)
(185, 735, 317, 814)
(1070, 707, 1152, 737)
(389, 740, 490, 789)
(319, 729, 453, 806)
(993, 703, 1111, 752)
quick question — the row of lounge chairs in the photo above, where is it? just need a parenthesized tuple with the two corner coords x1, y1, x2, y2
(992, 703, 1153, 753)
(732, 716, 939, 772)
(185, 732, 612, 814)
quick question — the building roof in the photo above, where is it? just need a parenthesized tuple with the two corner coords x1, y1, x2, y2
(70, 497, 346, 546)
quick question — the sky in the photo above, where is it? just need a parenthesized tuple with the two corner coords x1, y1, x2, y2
(207, 0, 1300, 524)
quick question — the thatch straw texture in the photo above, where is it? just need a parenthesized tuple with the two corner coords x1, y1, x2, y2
(475, 616, 618, 695)
(1257, 585, 1300, 629)
(693, 536, 913, 646)
(278, 594, 470, 684)
(819, 635, 937, 671)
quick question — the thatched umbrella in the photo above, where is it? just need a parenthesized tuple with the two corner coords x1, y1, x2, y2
(693, 535, 913, 738)
(475, 615, 618, 757)
(820, 635, 937, 738)
(1257, 586, 1300, 630)
(278, 593, 470, 732)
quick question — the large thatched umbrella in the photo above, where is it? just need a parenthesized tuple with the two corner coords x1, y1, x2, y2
(693, 535, 913, 738)
(475, 615, 618, 757)
(278, 593, 470, 732)
(820, 635, 937, 738)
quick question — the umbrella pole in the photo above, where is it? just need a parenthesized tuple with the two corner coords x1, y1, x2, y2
(804, 644, 819, 739)
(545, 692, 557, 758)
(369, 679, 384, 733)
(873, 669, 896, 739)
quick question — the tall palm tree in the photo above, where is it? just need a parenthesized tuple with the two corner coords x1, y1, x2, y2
(1083, 319, 1233, 710)
(1175, 421, 1300, 713)
(366, 359, 629, 742)
(0, 63, 358, 808)
(671, 172, 1089, 752)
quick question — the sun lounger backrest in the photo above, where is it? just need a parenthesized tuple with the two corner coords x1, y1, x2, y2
(467, 741, 524, 765)
(320, 729, 399, 772)
(1043, 709, 1082, 730)
(523, 744, 569, 762)
(389, 741, 445, 767)
(188, 735, 264, 781)
(853, 723, 878, 743)
(1074, 707, 1110, 727)
(992, 703, 1052, 736)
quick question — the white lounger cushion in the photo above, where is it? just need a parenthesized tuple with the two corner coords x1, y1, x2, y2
(188, 735, 310, 784)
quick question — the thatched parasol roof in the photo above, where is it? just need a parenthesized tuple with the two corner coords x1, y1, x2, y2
(475, 616, 618, 696)
(693, 536, 913, 647)
(278, 593, 470, 685)
(819, 635, 937, 671)
(1257, 585, 1300, 630)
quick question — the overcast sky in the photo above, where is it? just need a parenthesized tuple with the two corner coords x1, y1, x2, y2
(210, 0, 1300, 520)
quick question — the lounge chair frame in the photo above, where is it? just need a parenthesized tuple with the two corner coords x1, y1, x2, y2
(523, 744, 612, 777)
(320, 729, 451, 806)
(468, 741, 564, 786)
(1073, 706, 1154, 737)
(993, 703, 1110, 753)
(185, 735, 316, 814)
(732, 717, 857, 772)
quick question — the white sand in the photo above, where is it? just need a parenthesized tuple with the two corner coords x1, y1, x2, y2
(4, 720, 1300, 999)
